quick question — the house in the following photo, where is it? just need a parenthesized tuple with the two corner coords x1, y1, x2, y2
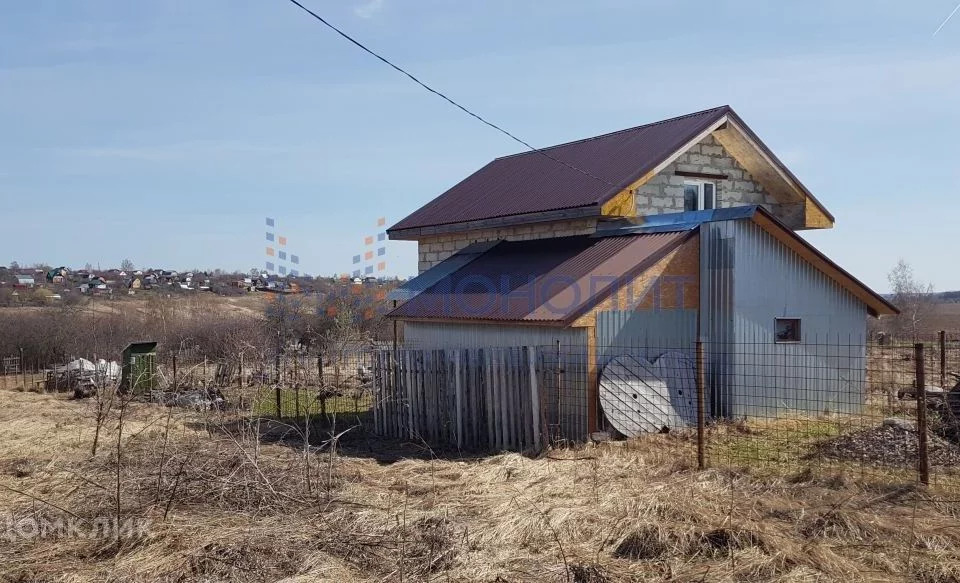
(385, 105, 897, 439)
(46, 267, 69, 283)
(15, 275, 35, 288)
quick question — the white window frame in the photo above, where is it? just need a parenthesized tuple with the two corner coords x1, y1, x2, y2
(683, 180, 716, 211)
(774, 317, 802, 343)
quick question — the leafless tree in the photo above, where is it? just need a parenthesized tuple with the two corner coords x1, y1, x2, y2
(887, 259, 935, 340)
(318, 300, 369, 417)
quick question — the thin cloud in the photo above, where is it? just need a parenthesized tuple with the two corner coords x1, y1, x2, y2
(934, 2, 960, 36)
(354, 0, 384, 19)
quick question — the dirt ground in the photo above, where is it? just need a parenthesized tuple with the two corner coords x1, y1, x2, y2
(1, 388, 959, 583)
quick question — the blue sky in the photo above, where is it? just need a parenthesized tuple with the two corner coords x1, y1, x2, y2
(2, 1, 958, 290)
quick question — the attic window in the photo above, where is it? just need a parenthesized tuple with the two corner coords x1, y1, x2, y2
(774, 318, 801, 343)
(683, 181, 716, 211)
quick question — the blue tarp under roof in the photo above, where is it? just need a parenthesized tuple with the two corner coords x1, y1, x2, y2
(386, 240, 500, 303)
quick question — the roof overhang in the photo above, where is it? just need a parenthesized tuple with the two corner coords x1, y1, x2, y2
(386, 231, 693, 325)
(748, 210, 894, 316)
(388, 205, 602, 241)
(601, 206, 894, 317)
(713, 111, 834, 229)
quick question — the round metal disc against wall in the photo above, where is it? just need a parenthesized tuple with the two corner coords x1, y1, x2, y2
(653, 351, 698, 427)
(599, 352, 697, 438)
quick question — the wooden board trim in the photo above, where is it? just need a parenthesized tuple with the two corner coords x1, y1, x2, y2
(721, 116, 835, 229)
(600, 187, 636, 218)
(674, 170, 729, 180)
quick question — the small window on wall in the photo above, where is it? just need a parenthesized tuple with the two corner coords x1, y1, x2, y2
(775, 318, 801, 343)
(683, 181, 716, 211)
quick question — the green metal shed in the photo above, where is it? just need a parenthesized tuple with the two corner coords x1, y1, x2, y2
(121, 341, 158, 393)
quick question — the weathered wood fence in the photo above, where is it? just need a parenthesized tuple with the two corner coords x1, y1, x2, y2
(373, 346, 588, 451)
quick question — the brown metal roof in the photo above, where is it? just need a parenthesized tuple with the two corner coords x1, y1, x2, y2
(387, 231, 690, 324)
(389, 106, 731, 233)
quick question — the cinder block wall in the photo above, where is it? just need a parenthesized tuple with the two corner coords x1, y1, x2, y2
(635, 134, 803, 228)
(417, 218, 597, 273)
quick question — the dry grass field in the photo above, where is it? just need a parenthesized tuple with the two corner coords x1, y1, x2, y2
(0, 387, 959, 583)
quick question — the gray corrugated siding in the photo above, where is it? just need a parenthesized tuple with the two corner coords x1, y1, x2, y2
(700, 221, 737, 417)
(595, 310, 698, 368)
(702, 220, 867, 418)
(402, 322, 586, 349)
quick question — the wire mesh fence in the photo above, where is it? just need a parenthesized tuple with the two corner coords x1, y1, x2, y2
(0, 346, 378, 424)
(4, 333, 960, 497)
(582, 335, 960, 499)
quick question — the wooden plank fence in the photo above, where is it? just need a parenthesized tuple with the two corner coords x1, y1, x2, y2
(373, 346, 561, 451)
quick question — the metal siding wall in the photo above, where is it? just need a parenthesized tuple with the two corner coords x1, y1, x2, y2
(700, 221, 737, 417)
(728, 220, 867, 417)
(595, 310, 697, 368)
(402, 322, 586, 350)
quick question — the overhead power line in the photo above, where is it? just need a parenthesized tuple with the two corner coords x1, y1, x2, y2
(283, 0, 615, 187)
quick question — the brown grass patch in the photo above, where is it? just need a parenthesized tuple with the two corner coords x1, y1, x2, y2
(0, 389, 958, 582)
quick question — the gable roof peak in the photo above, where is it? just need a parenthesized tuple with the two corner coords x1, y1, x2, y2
(389, 105, 835, 236)
(493, 105, 732, 163)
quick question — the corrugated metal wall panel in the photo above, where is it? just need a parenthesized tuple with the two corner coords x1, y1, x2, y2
(700, 221, 737, 417)
(728, 220, 866, 417)
(402, 322, 586, 350)
(702, 220, 868, 418)
(595, 310, 697, 367)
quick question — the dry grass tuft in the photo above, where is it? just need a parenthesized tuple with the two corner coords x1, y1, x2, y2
(0, 388, 959, 582)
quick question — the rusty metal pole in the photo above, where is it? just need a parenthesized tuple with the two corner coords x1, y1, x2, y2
(939, 330, 946, 388)
(915, 343, 929, 486)
(696, 340, 706, 470)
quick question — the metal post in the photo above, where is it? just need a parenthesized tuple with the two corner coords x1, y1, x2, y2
(275, 330, 282, 385)
(392, 300, 398, 354)
(915, 343, 929, 486)
(696, 340, 706, 470)
(555, 340, 562, 440)
(939, 330, 946, 388)
(275, 329, 282, 417)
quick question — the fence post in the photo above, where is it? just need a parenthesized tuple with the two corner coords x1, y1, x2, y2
(915, 343, 929, 486)
(939, 330, 946, 388)
(696, 340, 706, 470)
